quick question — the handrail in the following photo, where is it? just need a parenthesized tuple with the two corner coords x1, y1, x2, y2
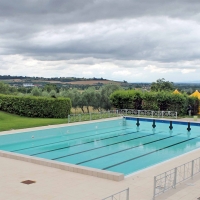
(153, 157, 200, 199)
(118, 109, 177, 119)
(67, 110, 121, 123)
(102, 188, 129, 200)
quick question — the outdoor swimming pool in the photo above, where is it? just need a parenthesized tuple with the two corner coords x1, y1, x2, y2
(0, 117, 200, 175)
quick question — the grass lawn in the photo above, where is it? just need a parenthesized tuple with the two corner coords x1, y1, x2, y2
(1, 110, 198, 132)
(0, 111, 118, 132)
(0, 111, 68, 132)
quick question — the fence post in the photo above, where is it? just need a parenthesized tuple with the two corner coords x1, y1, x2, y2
(176, 112, 177, 119)
(90, 113, 91, 121)
(199, 158, 200, 173)
(116, 110, 119, 116)
(79, 114, 81, 122)
(138, 110, 140, 117)
(162, 111, 164, 118)
(68, 115, 70, 123)
(153, 176, 156, 200)
(126, 188, 129, 200)
(173, 167, 177, 189)
(152, 111, 154, 118)
(191, 160, 194, 179)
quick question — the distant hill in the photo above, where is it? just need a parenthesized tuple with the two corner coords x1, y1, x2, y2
(0, 75, 123, 86)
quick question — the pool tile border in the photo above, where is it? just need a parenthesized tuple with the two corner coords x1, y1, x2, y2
(0, 150, 124, 182)
(125, 116, 200, 126)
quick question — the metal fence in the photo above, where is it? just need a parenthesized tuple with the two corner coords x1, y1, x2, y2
(102, 188, 129, 200)
(153, 157, 200, 199)
(67, 109, 178, 123)
(68, 110, 121, 123)
(118, 109, 177, 119)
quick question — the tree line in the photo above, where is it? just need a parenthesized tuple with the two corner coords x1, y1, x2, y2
(0, 79, 199, 116)
(0, 82, 121, 113)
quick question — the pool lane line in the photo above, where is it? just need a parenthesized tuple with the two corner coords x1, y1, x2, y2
(102, 134, 200, 170)
(76, 133, 183, 165)
(11, 127, 132, 152)
(31, 130, 149, 156)
(51, 132, 180, 161)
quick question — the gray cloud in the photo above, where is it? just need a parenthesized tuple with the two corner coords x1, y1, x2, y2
(2, 17, 199, 62)
(1, 0, 200, 24)
(0, 0, 200, 81)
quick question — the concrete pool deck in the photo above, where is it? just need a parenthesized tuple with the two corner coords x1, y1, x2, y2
(0, 117, 200, 200)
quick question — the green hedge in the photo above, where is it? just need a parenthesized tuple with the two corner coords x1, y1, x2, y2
(110, 90, 199, 116)
(110, 90, 143, 109)
(0, 95, 71, 118)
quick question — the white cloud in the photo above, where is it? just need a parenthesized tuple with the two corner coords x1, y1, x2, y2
(144, 65, 176, 73)
(112, 70, 132, 76)
(82, 71, 93, 75)
(181, 69, 196, 74)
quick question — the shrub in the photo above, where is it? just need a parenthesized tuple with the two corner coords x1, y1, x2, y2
(0, 94, 71, 118)
(110, 90, 199, 116)
(110, 90, 143, 109)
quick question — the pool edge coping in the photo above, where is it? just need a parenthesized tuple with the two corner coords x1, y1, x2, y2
(125, 145, 200, 179)
(0, 150, 124, 182)
(0, 117, 122, 136)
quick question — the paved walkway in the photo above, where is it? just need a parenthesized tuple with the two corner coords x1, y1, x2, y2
(0, 148, 200, 199)
(0, 117, 200, 200)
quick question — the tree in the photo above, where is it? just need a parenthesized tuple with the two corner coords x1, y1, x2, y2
(82, 88, 96, 113)
(77, 94, 86, 113)
(100, 84, 121, 110)
(31, 87, 42, 96)
(92, 91, 102, 111)
(73, 90, 81, 113)
(49, 90, 57, 98)
(43, 83, 58, 92)
(151, 78, 175, 92)
(0, 82, 9, 94)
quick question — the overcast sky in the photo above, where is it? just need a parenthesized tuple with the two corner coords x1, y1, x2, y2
(1, 0, 200, 82)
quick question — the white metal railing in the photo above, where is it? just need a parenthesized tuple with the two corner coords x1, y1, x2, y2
(67, 109, 178, 123)
(102, 188, 129, 200)
(68, 110, 121, 123)
(153, 157, 200, 199)
(118, 109, 177, 119)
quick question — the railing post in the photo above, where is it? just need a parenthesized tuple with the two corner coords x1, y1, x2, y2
(68, 115, 70, 123)
(116, 110, 118, 116)
(162, 111, 164, 118)
(152, 111, 154, 118)
(153, 176, 156, 200)
(90, 113, 91, 121)
(176, 112, 177, 119)
(164, 172, 167, 191)
(191, 160, 194, 179)
(126, 188, 129, 200)
(173, 167, 177, 189)
(199, 158, 200, 173)
(138, 110, 140, 117)
(79, 114, 81, 122)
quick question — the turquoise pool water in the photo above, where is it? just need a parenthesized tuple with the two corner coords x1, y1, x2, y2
(0, 118, 200, 175)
